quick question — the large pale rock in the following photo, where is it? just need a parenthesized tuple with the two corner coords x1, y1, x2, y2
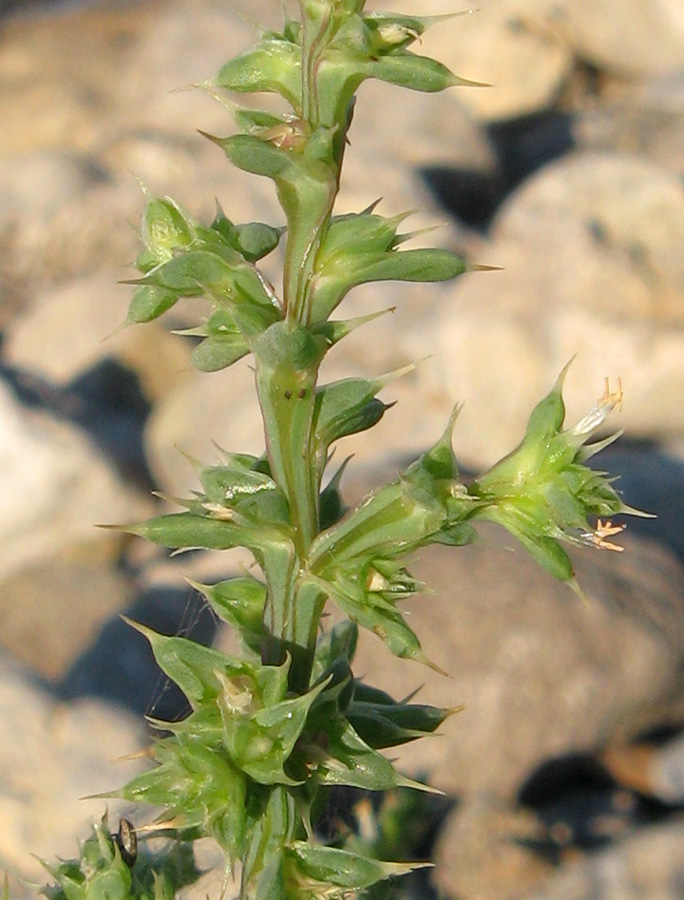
(419, 0, 684, 122)
(352, 531, 684, 800)
(0, 1, 250, 156)
(0, 376, 152, 582)
(576, 71, 684, 177)
(423, 152, 684, 468)
(3, 273, 191, 400)
(602, 731, 684, 805)
(0, 0, 281, 306)
(0, 557, 132, 682)
(547, 0, 684, 80)
(433, 795, 554, 900)
(0, 652, 144, 883)
(491, 154, 684, 320)
(422, 0, 575, 122)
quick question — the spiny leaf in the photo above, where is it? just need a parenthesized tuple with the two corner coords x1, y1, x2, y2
(285, 841, 431, 892)
(122, 618, 253, 707)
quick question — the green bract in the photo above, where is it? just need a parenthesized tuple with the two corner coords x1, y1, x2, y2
(40, 815, 200, 900)
(39, 4, 636, 900)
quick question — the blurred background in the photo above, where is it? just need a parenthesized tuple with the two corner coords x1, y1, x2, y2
(2, 1, 684, 898)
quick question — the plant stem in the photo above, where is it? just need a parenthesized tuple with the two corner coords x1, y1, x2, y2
(254, 319, 326, 687)
(259, 4, 350, 686)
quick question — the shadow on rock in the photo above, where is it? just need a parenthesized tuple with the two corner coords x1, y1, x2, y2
(59, 581, 218, 721)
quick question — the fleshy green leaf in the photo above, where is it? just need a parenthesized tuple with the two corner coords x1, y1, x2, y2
(122, 619, 254, 707)
(313, 375, 390, 452)
(347, 699, 456, 749)
(126, 285, 179, 324)
(189, 308, 250, 371)
(285, 841, 430, 893)
(216, 37, 302, 109)
(299, 714, 435, 792)
(218, 672, 328, 786)
(309, 208, 467, 319)
(191, 576, 267, 657)
(140, 196, 195, 265)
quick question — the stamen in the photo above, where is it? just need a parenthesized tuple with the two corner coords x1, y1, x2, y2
(202, 502, 234, 520)
(570, 377, 623, 436)
(581, 518, 626, 552)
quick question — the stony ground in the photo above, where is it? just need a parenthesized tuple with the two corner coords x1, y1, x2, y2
(2, 1, 684, 898)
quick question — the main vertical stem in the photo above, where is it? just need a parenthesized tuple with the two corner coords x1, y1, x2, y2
(283, 2, 339, 324)
(259, 2, 348, 689)
(254, 321, 326, 688)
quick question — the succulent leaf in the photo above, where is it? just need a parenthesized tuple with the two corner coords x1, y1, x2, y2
(190, 576, 267, 658)
(284, 841, 430, 896)
(216, 36, 302, 109)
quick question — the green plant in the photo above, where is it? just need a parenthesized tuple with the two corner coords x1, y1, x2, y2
(38, 2, 637, 898)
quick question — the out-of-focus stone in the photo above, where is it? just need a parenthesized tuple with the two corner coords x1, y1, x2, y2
(0, 651, 144, 883)
(522, 816, 684, 900)
(411, 0, 684, 122)
(0, 149, 104, 221)
(423, 152, 684, 468)
(0, 376, 152, 582)
(575, 71, 684, 177)
(602, 730, 684, 805)
(3, 273, 191, 401)
(545, 0, 684, 80)
(433, 795, 554, 900)
(0, 557, 132, 681)
(422, 0, 575, 122)
(490, 153, 684, 323)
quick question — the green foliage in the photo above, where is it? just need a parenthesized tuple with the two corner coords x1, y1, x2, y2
(39, 815, 200, 900)
(35, 3, 638, 899)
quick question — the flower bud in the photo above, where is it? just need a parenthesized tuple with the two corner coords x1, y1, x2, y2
(141, 196, 195, 265)
(469, 368, 634, 585)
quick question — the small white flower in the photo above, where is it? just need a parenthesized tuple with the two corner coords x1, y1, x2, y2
(570, 377, 623, 437)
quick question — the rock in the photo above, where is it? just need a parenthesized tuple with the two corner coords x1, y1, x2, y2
(523, 816, 684, 900)
(0, 0, 281, 309)
(0, 1, 249, 156)
(491, 154, 684, 321)
(602, 730, 684, 805)
(545, 0, 684, 81)
(0, 651, 144, 883)
(0, 557, 132, 682)
(3, 273, 191, 401)
(419, 0, 575, 122)
(352, 531, 684, 800)
(0, 375, 152, 582)
(575, 71, 684, 177)
(417, 0, 684, 122)
(423, 152, 684, 469)
(0, 149, 104, 222)
(433, 795, 554, 900)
